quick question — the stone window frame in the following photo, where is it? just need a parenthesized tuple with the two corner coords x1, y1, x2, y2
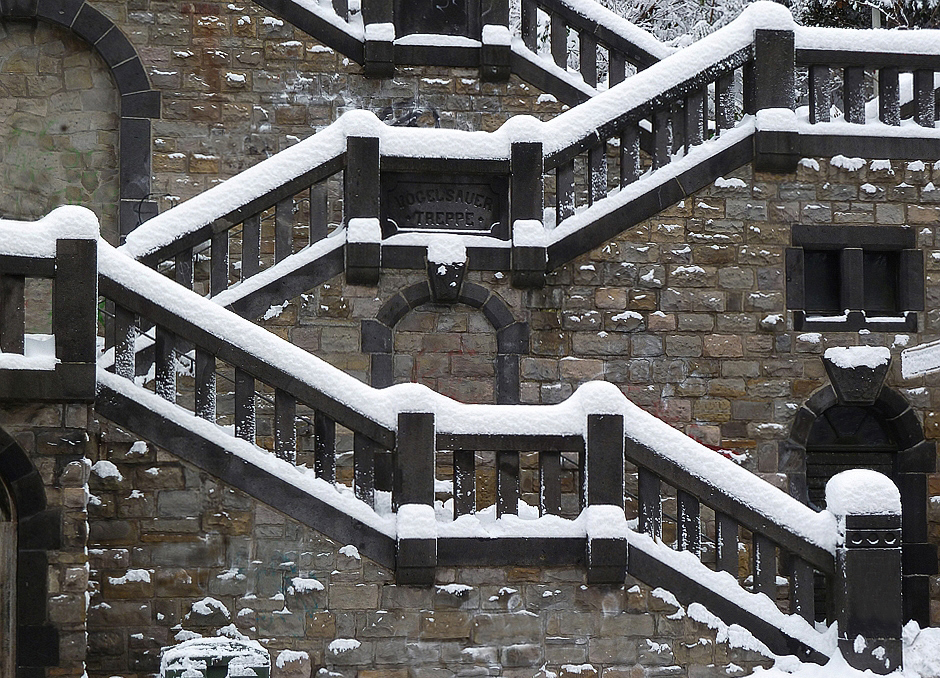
(4, 0, 162, 237)
(785, 224, 924, 331)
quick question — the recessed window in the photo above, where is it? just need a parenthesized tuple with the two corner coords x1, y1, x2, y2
(786, 225, 922, 331)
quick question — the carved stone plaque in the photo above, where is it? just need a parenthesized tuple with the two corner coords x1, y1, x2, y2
(382, 172, 509, 238)
(393, 0, 480, 38)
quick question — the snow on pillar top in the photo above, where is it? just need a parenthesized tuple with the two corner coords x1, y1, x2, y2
(825, 469, 901, 517)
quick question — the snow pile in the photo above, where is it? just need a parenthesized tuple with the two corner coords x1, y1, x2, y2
(513, 219, 546, 246)
(426, 235, 467, 265)
(347, 217, 381, 243)
(824, 346, 890, 369)
(160, 637, 269, 678)
(289, 577, 324, 593)
(825, 469, 901, 517)
(327, 638, 360, 654)
(397, 504, 437, 540)
(481, 24, 511, 46)
(108, 569, 151, 585)
(0, 205, 98, 258)
(91, 460, 123, 481)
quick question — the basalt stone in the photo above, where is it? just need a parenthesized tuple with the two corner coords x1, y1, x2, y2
(823, 352, 891, 405)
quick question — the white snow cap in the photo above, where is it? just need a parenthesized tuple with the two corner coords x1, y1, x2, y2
(397, 503, 437, 540)
(0, 205, 99, 258)
(365, 22, 394, 41)
(756, 108, 797, 132)
(513, 219, 546, 247)
(824, 346, 891, 369)
(826, 469, 901, 516)
(481, 24, 511, 46)
(347, 217, 382, 243)
(426, 235, 467, 265)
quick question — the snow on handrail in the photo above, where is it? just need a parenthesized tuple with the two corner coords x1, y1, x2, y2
(99, 240, 837, 554)
(0, 205, 98, 258)
(796, 23, 940, 55)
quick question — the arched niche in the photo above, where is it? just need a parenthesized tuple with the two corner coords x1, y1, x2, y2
(1, 0, 161, 240)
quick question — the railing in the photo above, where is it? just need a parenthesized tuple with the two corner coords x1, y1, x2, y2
(96, 242, 910, 670)
(0, 207, 97, 402)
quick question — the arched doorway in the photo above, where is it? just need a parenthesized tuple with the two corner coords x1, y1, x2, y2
(785, 381, 937, 625)
(0, 474, 15, 677)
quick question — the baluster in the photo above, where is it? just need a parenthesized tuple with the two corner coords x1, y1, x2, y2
(194, 347, 215, 420)
(242, 214, 261, 279)
(914, 69, 935, 127)
(809, 65, 831, 124)
(155, 325, 176, 403)
(275, 197, 293, 263)
(314, 411, 336, 483)
(497, 450, 519, 517)
(671, 101, 685, 155)
(716, 72, 735, 131)
(332, 0, 347, 20)
(843, 67, 866, 124)
(579, 31, 597, 87)
(210, 230, 228, 296)
(309, 183, 328, 244)
(677, 489, 701, 556)
(556, 160, 575, 224)
(234, 368, 255, 442)
(354, 431, 376, 506)
(175, 248, 194, 290)
(685, 89, 705, 152)
(743, 61, 756, 115)
(652, 108, 671, 170)
(521, 0, 537, 53)
(274, 388, 296, 462)
(0, 274, 24, 353)
(715, 511, 738, 575)
(620, 124, 640, 187)
(790, 556, 814, 623)
(113, 305, 136, 379)
(588, 142, 606, 204)
(752, 533, 776, 596)
(637, 468, 662, 540)
(374, 451, 393, 493)
(878, 67, 900, 125)
(609, 52, 626, 87)
(539, 450, 561, 516)
(550, 13, 567, 69)
(454, 449, 476, 518)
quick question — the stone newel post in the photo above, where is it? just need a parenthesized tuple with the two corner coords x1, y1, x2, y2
(826, 469, 903, 674)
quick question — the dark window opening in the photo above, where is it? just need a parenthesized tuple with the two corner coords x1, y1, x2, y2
(863, 250, 900, 315)
(804, 249, 841, 314)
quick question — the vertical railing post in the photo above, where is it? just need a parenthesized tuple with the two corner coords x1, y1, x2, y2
(510, 140, 545, 288)
(54, 238, 97, 398)
(363, 0, 394, 77)
(395, 412, 436, 585)
(481, 0, 510, 81)
(828, 470, 903, 675)
(754, 29, 796, 108)
(345, 134, 382, 285)
(584, 413, 625, 584)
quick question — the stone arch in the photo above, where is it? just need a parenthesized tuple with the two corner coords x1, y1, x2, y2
(1, 0, 161, 239)
(783, 382, 936, 625)
(0, 425, 59, 673)
(362, 281, 528, 404)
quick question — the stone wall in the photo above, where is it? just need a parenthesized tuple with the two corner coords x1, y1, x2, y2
(0, 402, 94, 678)
(87, 418, 772, 678)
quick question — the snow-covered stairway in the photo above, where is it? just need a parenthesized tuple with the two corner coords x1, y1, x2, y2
(94, 241, 908, 672)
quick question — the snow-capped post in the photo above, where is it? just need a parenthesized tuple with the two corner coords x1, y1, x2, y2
(752, 25, 797, 172)
(510, 138, 545, 288)
(584, 413, 626, 584)
(363, 0, 394, 78)
(345, 134, 382, 285)
(54, 235, 98, 399)
(481, 22, 511, 81)
(394, 411, 437, 585)
(827, 470, 903, 674)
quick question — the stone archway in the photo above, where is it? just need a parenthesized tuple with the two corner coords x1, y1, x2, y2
(1, 0, 161, 241)
(783, 381, 937, 625)
(363, 281, 528, 404)
(0, 474, 14, 678)
(0, 426, 57, 673)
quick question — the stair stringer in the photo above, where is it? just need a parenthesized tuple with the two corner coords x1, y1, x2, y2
(95, 375, 397, 569)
